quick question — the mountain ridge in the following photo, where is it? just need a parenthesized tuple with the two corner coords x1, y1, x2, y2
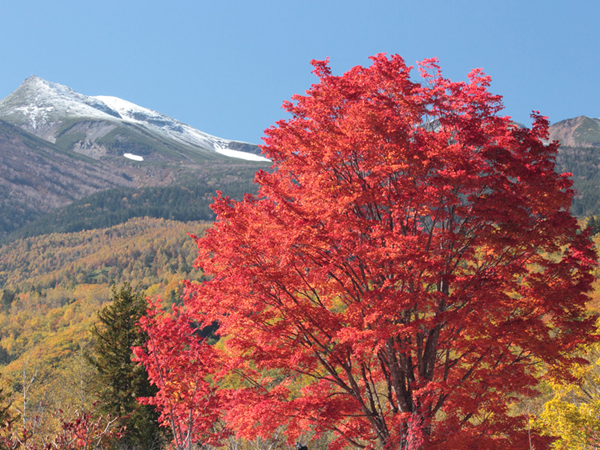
(0, 76, 270, 236)
(2, 73, 600, 236)
(548, 115, 600, 148)
(0, 75, 267, 162)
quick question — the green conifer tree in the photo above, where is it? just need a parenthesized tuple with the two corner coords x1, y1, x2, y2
(89, 283, 164, 449)
(0, 289, 15, 313)
(587, 215, 600, 235)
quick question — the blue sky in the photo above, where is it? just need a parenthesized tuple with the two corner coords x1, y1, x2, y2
(0, 0, 597, 145)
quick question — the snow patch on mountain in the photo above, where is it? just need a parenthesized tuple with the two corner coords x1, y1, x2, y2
(124, 153, 144, 161)
(0, 76, 269, 162)
(20, 104, 50, 130)
(210, 143, 265, 161)
(94, 95, 269, 162)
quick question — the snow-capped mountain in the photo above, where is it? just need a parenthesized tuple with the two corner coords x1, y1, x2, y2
(91, 95, 266, 161)
(0, 76, 123, 129)
(0, 76, 271, 237)
(0, 76, 268, 162)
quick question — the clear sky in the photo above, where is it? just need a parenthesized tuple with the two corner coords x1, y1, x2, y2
(0, 0, 597, 145)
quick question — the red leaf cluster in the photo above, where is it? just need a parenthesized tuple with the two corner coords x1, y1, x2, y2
(134, 299, 226, 449)
(140, 54, 598, 450)
(0, 410, 122, 450)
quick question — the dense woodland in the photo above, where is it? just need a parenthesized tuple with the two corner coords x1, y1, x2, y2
(0, 217, 210, 436)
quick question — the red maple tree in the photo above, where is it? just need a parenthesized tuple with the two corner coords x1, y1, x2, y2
(149, 55, 597, 449)
(134, 299, 226, 450)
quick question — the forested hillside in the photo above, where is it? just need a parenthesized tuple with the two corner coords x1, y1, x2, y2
(551, 116, 600, 217)
(5, 171, 259, 241)
(0, 218, 208, 416)
(556, 145, 600, 217)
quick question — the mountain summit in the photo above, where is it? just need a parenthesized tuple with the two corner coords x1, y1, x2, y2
(0, 77, 270, 237)
(548, 116, 600, 148)
(0, 75, 267, 162)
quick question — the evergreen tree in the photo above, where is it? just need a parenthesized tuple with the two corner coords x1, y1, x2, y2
(587, 215, 600, 235)
(89, 283, 164, 449)
(0, 289, 15, 313)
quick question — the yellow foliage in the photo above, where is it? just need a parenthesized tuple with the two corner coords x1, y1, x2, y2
(0, 218, 210, 425)
(538, 344, 600, 448)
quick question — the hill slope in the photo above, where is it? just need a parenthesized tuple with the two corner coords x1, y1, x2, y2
(0, 75, 267, 162)
(0, 120, 135, 234)
(550, 116, 600, 216)
(0, 217, 208, 367)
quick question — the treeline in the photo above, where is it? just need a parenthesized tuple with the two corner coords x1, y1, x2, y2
(5, 177, 258, 242)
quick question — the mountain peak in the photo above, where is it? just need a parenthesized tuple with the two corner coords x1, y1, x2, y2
(22, 75, 49, 86)
(549, 116, 600, 147)
(17, 75, 83, 102)
(0, 76, 123, 130)
(23, 74, 43, 83)
(0, 77, 268, 162)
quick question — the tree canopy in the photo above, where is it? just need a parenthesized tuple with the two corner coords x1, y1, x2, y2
(141, 54, 598, 450)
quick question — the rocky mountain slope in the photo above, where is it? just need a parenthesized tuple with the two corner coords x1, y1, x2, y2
(549, 116, 600, 217)
(549, 116, 600, 148)
(0, 76, 267, 162)
(0, 76, 270, 236)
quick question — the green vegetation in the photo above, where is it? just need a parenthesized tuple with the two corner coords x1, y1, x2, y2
(0, 119, 98, 163)
(556, 145, 600, 217)
(97, 124, 178, 157)
(89, 284, 164, 449)
(4, 175, 260, 242)
(573, 117, 600, 146)
(0, 193, 41, 236)
(55, 129, 86, 150)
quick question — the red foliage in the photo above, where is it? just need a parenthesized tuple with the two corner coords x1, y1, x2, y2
(48, 410, 122, 450)
(134, 299, 226, 450)
(147, 54, 597, 449)
(0, 410, 121, 450)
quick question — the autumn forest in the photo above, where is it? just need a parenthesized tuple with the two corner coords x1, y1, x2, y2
(3, 54, 600, 450)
